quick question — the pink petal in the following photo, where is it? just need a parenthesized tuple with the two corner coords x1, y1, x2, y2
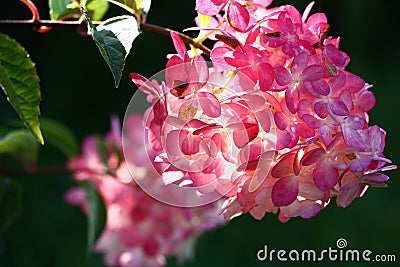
(170, 32, 187, 58)
(245, 26, 260, 45)
(274, 111, 288, 130)
(249, 205, 266, 220)
(189, 55, 209, 89)
(345, 72, 365, 93)
(325, 44, 350, 68)
(299, 202, 322, 218)
(369, 125, 385, 153)
(293, 150, 301, 176)
(299, 182, 325, 200)
(276, 129, 291, 150)
(306, 12, 327, 26)
(342, 125, 366, 150)
(285, 86, 299, 114)
(211, 46, 232, 65)
(313, 159, 339, 191)
(165, 130, 182, 156)
(189, 171, 218, 193)
(256, 110, 272, 132)
(274, 66, 292, 86)
(129, 73, 160, 96)
(338, 89, 353, 111)
(280, 200, 301, 217)
(162, 166, 184, 184)
(198, 92, 221, 118)
(357, 90, 375, 112)
(296, 121, 315, 138)
(230, 123, 259, 148)
(254, 187, 274, 212)
(253, 0, 273, 8)
(193, 124, 222, 136)
(328, 73, 346, 92)
(285, 5, 302, 24)
(271, 152, 295, 178)
(301, 148, 325, 166)
(302, 1, 315, 22)
(298, 98, 313, 117)
(362, 173, 389, 183)
(148, 121, 163, 151)
(337, 184, 361, 208)
(239, 66, 258, 84)
(302, 114, 323, 129)
(314, 100, 328, 118)
(291, 51, 308, 75)
(249, 151, 275, 192)
(301, 65, 326, 81)
(311, 79, 330, 96)
(258, 63, 274, 91)
(195, 0, 226, 15)
(223, 200, 242, 221)
(221, 131, 234, 163)
(328, 98, 350, 116)
(179, 130, 201, 155)
(263, 92, 282, 112)
(151, 99, 167, 126)
(318, 124, 333, 146)
(227, 1, 250, 32)
(278, 212, 290, 223)
(165, 55, 187, 89)
(241, 93, 267, 110)
(271, 176, 299, 207)
(186, 119, 210, 129)
(224, 51, 248, 68)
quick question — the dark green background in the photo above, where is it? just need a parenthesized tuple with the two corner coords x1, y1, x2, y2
(0, 1, 399, 266)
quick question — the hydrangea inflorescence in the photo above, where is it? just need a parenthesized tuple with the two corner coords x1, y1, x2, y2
(66, 115, 225, 267)
(129, 0, 396, 223)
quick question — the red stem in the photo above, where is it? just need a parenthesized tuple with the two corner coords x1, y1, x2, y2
(20, 0, 39, 23)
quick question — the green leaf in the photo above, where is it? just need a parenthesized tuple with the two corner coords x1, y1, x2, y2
(81, 180, 106, 254)
(40, 118, 79, 157)
(87, 0, 109, 20)
(49, 0, 109, 20)
(49, 0, 74, 20)
(84, 11, 141, 87)
(0, 33, 43, 144)
(0, 179, 22, 233)
(0, 130, 38, 166)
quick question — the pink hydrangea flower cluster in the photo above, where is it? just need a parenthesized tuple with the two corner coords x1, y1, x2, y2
(66, 115, 224, 267)
(130, 0, 396, 222)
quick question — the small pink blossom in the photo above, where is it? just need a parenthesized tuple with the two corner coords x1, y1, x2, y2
(66, 115, 225, 267)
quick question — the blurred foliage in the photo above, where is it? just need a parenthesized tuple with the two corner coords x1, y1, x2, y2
(0, 0, 399, 267)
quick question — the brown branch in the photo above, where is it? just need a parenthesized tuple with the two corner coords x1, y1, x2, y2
(0, 19, 211, 56)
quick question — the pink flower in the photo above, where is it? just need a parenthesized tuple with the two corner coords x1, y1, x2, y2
(274, 51, 326, 113)
(130, 1, 396, 224)
(66, 115, 225, 267)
